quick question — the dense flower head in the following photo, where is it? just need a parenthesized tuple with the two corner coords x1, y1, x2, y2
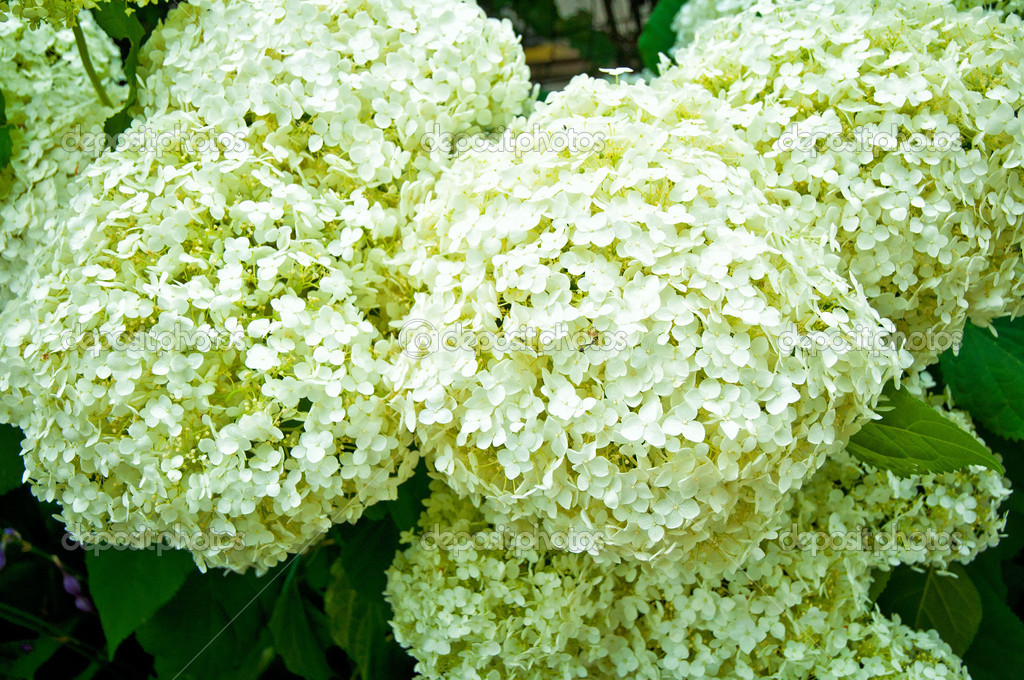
(0, 11, 124, 305)
(390, 74, 907, 570)
(386, 424, 1004, 680)
(0, 0, 159, 28)
(0, 0, 536, 573)
(0, 109, 420, 573)
(670, 0, 1024, 52)
(139, 0, 534, 224)
(658, 0, 1024, 367)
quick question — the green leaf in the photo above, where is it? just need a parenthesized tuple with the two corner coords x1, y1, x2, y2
(325, 520, 413, 680)
(135, 569, 280, 680)
(3, 635, 62, 680)
(0, 424, 25, 495)
(91, 1, 147, 139)
(876, 564, 983, 656)
(940, 318, 1024, 441)
(386, 461, 432, 534)
(269, 569, 332, 680)
(962, 552, 1024, 680)
(847, 383, 1004, 476)
(0, 87, 12, 171)
(85, 547, 194, 657)
(637, 0, 687, 72)
(867, 568, 892, 603)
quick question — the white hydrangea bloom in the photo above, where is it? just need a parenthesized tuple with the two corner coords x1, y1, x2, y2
(0, 0, 534, 573)
(390, 75, 907, 570)
(0, 11, 124, 305)
(385, 458, 992, 680)
(670, 0, 1024, 53)
(658, 0, 1024, 367)
(0, 110, 420, 573)
(138, 0, 534, 222)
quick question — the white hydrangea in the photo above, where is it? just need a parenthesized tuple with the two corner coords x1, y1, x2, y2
(670, 0, 1024, 53)
(0, 11, 124, 305)
(0, 110, 421, 573)
(0, 0, 534, 573)
(138, 0, 534, 226)
(658, 0, 1024, 367)
(389, 75, 907, 570)
(385, 452, 998, 680)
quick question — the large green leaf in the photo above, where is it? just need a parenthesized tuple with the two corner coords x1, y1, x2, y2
(0, 424, 25, 495)
(877, 564, 982, 656)
(135, 569, 279, 680)
(85, 547, 194, 657)
(269, 568, 332, 680)
(325, 520, 414, 680)
(637, 0, 687, 72)
(941, 318, 1024, 441)
(847, 383, 1003, 476)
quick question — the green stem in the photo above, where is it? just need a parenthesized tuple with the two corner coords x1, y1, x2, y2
(72, 23, 112, 108)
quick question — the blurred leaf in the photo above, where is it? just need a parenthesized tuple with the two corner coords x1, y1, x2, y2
(0, 424, 25, 495)
(3, 636, 62, 680)
(269, 569, 332, 680)
(86, 547, 194, 657)
(877, 564, 982, 656)
(848, 383, 1003, 476)
(135, 569, 279, 680)
(962, 552, 1024, 679)
(325, 520, 413, 680)
(638, 0, 686, 71)
(941, 318, 1024, 441)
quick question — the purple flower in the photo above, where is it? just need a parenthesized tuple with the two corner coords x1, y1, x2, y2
(62, 572, 83, 598)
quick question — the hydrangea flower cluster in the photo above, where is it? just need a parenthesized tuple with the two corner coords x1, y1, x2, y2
(0, 10, 124, 305)
(0, 0, 158, 28)
(0, 0, 535, 572)
(387, 425, 1004, 680)
(135, 0, 533, 330)
(670, 0, 1024, 52)
(390, 74, 907, 570)
(659, 0, 1024, 366)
